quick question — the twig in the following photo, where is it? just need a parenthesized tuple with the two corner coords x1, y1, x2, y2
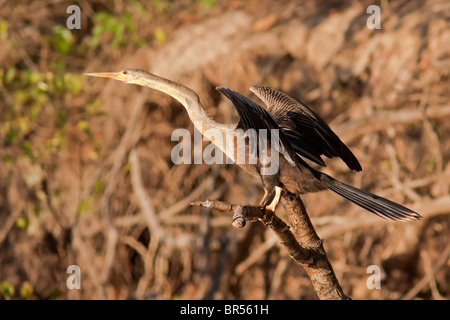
(71, 223, 106, 299)
(267, 256, 290, 299)
(384, 139, 421, 202)
(129, 148, 196, 247)
(100, 92, 146, 285)
(336, 105, 450, 144)
(0, 175, 24, 246)
(318, 196, 450, 240)
(235, 234, 278, 276)
(160, 166, 231, 220)
(402, 241, 450, 300)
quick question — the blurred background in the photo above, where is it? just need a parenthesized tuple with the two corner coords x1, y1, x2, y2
(0, 0, 449, 300)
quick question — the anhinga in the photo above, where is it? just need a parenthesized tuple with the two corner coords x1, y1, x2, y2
(85, 68, 421, 222)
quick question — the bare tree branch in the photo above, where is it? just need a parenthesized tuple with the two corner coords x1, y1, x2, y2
(192, 192, 351, 300)
(279, 191, 350, 300)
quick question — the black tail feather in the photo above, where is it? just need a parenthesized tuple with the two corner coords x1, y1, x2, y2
(324, 178, 421, 222)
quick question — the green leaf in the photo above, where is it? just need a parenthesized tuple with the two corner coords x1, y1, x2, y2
(0, 281, 15, 299)
(0, 21, 8, 41)
(154, 27, 166, 44)
(199, 0, 216, 8)
(16, 215, 30, 229)
(19, 281, 34, 299)
(52, 25, 73, 55)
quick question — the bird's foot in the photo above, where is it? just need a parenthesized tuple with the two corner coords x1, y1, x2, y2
(262, 186, 282, 213)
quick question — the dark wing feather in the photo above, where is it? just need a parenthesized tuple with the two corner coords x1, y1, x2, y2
(216, 86, 296, 166)
(250, 85, 362, 172)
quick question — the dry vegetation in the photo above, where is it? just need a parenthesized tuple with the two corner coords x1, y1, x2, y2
(1, 0, 450, 300)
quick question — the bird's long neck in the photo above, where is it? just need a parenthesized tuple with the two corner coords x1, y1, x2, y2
(134, 73, 267, 176)
(136, 74, 223, 136)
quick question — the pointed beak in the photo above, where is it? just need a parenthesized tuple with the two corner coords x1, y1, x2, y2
(84, 72, 128, 82)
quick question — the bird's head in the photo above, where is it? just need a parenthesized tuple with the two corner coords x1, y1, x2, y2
(85, 68, 199, 108)
(85, 68, 154, 85)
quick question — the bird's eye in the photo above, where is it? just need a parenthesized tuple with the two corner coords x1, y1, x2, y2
(122, 70, 128, 75)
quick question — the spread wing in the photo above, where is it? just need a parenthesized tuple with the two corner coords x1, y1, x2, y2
(216, 86, 297, 167)
(250, 85, 362, 172)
